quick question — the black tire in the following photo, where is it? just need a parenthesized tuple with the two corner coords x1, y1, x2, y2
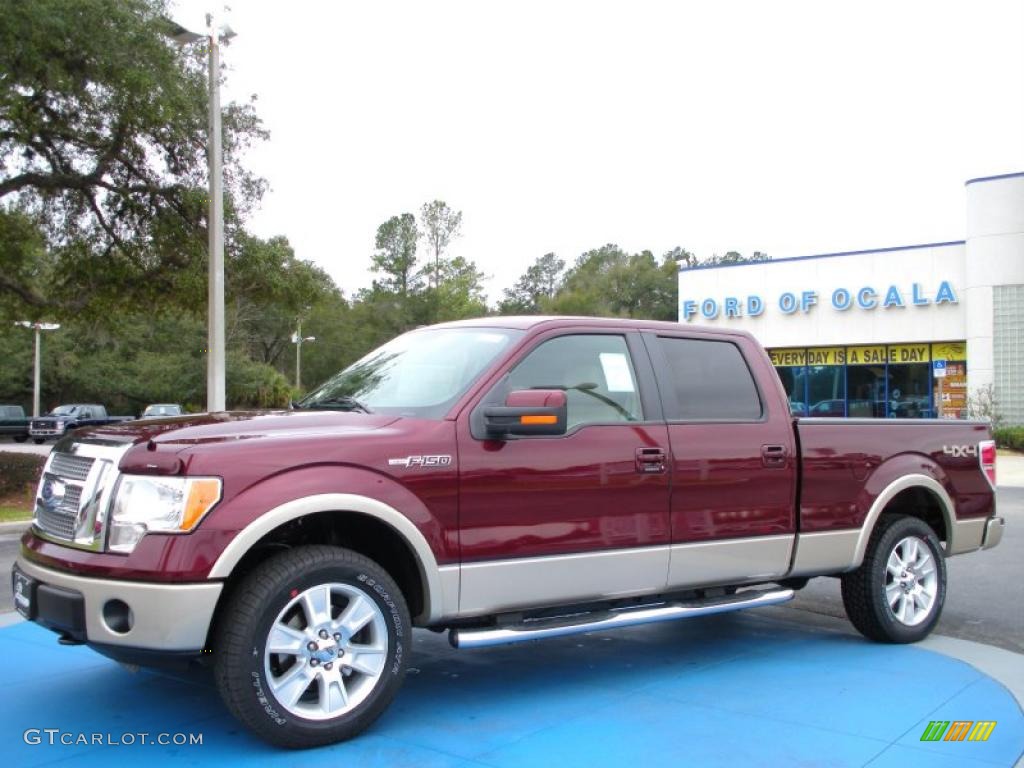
(213, 545, 411, 749)
(13, 435, 27, 443)
(841, 514, 946, 643)
(32, 438, 44, 444)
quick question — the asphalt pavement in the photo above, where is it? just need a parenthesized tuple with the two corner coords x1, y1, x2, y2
(789, 486, 1024, 654)
(0, 438, 51, 456)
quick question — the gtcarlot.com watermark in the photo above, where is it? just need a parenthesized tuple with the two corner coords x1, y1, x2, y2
(24, 729, 203, 747)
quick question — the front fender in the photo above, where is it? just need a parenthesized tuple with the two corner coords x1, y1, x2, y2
(205, 465, 456, 624)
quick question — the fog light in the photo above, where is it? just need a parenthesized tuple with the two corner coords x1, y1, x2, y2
(102, 599, 133, 634)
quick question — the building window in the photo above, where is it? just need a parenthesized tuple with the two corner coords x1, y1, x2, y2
(769, 342, 967, 420)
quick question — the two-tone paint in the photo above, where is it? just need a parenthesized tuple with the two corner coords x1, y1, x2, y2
(17, 317, 1001, 654)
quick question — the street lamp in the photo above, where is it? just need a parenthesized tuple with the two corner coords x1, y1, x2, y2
(14, 321, 61, 417)
(163, 12, 236, 412)
(291, 321, 316, 391)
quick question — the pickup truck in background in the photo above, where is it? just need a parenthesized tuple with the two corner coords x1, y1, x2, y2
(28, 404, 134, 443)
(0, 405, 29, 442)
(11, 317, 1002, 748)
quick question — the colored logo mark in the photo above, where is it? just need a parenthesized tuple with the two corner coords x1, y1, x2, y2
(920, 720, 996, 742)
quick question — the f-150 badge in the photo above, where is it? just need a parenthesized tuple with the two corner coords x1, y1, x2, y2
(388, 455, 452, 468)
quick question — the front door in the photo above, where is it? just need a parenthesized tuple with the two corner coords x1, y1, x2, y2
(456, 330, 672, 617)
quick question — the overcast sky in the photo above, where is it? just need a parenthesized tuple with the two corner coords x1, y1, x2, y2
(170, 0, 1024, 302)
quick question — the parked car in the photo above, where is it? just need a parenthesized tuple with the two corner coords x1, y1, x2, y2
(28, 404, 134, 443)
(12, 317, 1002, 748)
(140, 403, 184, 419)
(0, 405, 29, 442)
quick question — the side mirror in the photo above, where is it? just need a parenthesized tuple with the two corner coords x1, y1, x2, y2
(483, 389, 567, 437)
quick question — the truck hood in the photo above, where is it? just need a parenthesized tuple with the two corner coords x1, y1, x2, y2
(78, 410, 402, 448)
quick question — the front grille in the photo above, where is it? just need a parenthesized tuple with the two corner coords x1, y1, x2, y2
(34, 499, 77, 540)
(34, 453, 94, 542)
(50, 453, 94, 481)
(31, 420, 48, 431)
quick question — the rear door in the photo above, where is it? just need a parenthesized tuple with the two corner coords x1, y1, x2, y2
(456, 329, 672, 616)
(643, 332, 797, 589)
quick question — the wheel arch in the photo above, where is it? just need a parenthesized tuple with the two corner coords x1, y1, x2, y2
(208, 493, 456, 625)
(852, 474, 956, 569)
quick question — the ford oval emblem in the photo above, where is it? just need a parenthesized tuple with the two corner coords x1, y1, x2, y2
(41, 477, 66, 508)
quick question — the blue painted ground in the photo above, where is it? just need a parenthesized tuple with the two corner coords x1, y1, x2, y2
(2, 611, 1022, 767)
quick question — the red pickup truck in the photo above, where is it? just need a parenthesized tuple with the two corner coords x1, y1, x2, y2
(12, 317, 1003, 748)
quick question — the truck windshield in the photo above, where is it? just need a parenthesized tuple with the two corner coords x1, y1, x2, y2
(50, 405, 78, 415)
(297, 327, 523, 418)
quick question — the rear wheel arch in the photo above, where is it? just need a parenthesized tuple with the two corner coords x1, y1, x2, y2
(208, 494, 450, 625)
(853, 474, 955, 568)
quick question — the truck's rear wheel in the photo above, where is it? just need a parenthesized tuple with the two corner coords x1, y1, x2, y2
(213, 545, 411, 748)
(841, 515, 946, 643)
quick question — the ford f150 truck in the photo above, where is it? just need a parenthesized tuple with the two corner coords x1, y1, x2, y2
(11, 317, 1002, 748)
(28, 404, 134, 443)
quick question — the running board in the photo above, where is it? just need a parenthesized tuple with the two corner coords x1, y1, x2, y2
(449, 587, 794, 649)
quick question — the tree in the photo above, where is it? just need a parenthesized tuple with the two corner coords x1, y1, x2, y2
(371, 213, 420, 295)
(0, 0, 266, 320)
(545, 244, 680, 320)
(499, 252, 565, 314)
(702, 250, 770, 267)
(431, 256, 488, 321)
(419, 200, 462, 288)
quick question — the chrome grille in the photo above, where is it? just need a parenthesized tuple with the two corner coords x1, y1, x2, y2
(31, 441, 128, 551)
(49, 453, 95, 481)
(35, 499, 77, 540)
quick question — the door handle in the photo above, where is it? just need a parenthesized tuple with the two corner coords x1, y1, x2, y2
(761, 444, 788, 468)
(635, 447, 667, 474)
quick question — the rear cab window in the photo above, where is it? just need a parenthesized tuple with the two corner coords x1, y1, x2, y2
(653, 336, 763, 421)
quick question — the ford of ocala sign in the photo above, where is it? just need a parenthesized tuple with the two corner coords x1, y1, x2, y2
(680, 281, 958, 321)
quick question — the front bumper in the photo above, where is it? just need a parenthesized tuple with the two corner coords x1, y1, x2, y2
(12, 555, 222, 652)
(982, 516, 1005, 550)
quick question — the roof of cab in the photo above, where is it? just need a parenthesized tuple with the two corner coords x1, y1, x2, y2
(427, 315, 756, 339)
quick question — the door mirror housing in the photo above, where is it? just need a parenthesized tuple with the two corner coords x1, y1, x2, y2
(483, 389, 567, 437)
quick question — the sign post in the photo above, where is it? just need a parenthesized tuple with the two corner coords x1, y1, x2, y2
(933, 360, 946, 418)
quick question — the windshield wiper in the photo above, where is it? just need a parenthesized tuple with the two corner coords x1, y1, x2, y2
(293, 396, 373, 413)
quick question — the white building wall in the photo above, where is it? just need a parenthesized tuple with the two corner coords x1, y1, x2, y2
(677, 243, 967, 348)
(966, 173, 1024, 422)
(676, 171, 1024, 424)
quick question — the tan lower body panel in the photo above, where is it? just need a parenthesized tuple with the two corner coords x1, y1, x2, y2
(17, 555, 221, 651)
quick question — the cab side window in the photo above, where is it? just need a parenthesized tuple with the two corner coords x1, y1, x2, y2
(506, 334, 643, 430)
(656, 336, 762, 420)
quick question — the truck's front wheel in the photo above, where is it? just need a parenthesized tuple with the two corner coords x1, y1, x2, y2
(213, 545, 411, 748)
(841, 515, 946, 643)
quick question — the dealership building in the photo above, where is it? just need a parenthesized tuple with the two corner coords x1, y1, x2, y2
(678, 171, 1024, 425)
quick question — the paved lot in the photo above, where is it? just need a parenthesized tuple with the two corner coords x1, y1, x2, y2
(0, 438, 51, 456)
(791, 486, 1024, 654)
(1, 609, 1021, 767)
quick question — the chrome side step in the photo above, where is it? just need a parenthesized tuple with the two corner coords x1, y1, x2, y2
(449, 587, 794, 649)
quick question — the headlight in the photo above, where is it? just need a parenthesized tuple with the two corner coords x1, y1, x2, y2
(55, 421, 65, 428)
(108, 475, 222, 553)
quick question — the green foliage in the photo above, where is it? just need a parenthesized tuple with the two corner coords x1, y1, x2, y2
(419, 200, 462, 287)
(0, 0, 266, 321)
(994, 426, 1024, 452)
(543, 245, 679, 320)
(0, 452, 45, 496)
(499, 253, 564, 314)
(372, 214, 420, 296)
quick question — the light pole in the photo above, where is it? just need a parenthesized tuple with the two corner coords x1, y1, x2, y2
(14, 321, 61, 417)
(292, 321, 316, 391)
(164, 14, 235, 412)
